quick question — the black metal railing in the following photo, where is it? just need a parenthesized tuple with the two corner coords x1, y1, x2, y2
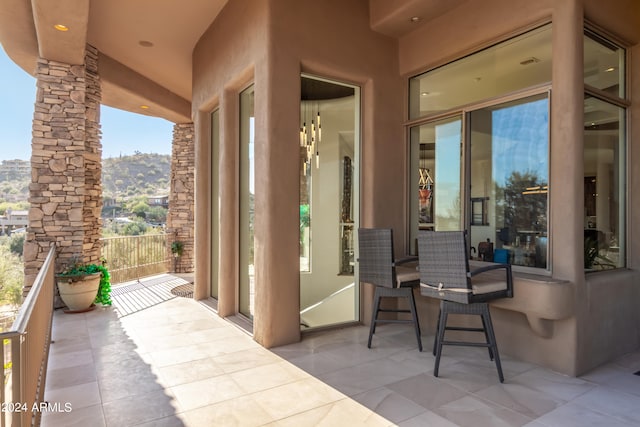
(101, 234, 170, 284)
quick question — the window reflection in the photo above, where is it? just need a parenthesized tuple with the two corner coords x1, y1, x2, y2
(583, 96, 625, 270)
(299, 76, 359, 330)
(584, 31, 625, 98)
(409, 24, 551, 119)
(469, 94, 549, 269)
(409, 117, 462, 254)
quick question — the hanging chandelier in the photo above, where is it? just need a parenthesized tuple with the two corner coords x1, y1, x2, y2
(300, 104, 321, 175)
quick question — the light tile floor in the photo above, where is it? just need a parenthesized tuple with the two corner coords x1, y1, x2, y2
(42, 292, 640, 426)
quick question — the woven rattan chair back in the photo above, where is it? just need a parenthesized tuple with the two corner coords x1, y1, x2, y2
(358, 228, 396, 289)
(418, 230, 473, 304)
(417, 229, 513, 382)
(358, 227, 422, 351)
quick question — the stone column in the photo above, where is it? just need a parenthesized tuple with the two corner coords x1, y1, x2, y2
(23, 45, 102, 295)
(167, 123, 195, 273)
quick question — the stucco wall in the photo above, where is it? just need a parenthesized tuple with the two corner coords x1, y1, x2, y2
(398, 0, 554, 77)
(581, 270, 640, 372)
(192, 0, 269, 328)
(192, 0, 404, 348)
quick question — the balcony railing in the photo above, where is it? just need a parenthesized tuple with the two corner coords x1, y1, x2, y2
(0, 246, 55, 427)
(101, 234, 170, 284)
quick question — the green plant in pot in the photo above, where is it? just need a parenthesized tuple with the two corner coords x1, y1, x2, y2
(171, 241, 184, 257)
(56, 256, 112, 312)
(171, 241, 184, 273)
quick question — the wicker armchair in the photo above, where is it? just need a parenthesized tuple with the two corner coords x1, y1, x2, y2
(358, 228, 422, 351)
(418, 230, 513, 382)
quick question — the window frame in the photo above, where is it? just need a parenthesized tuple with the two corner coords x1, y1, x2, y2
(582, 26, 629, 272)
(407, 26, 554, 272)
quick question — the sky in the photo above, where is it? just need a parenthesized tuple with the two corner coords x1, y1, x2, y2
(0, 47, 173, 161)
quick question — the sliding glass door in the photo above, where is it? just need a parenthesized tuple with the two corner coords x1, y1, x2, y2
(468, 94, 549, 268)
(409, 116, 463, 254)
(239, 85, 255, 319)
(210, 109, 220, 299)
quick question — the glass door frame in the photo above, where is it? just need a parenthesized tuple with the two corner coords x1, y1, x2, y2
(239, 84, 255, 319)
(210, 108, 220, 300)
(299, 73, 362, 330)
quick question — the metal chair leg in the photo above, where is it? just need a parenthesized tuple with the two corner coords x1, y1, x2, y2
(368, 287, 382, 348)
(408, 289, 422, 352)
(433, 306, 441, 356)
(482, 306, 504, 382)
(433, 306, 448, 377)
(480, 314, 494, 361)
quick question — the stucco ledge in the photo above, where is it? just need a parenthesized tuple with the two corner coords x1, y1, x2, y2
(490, 274, 574, 338)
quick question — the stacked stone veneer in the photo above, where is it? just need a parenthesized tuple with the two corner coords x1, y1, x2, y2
(167, 123, 195, 273)
(23, 45, 103, 294)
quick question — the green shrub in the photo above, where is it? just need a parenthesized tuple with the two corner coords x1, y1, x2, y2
(9, 233, 24, 256)
(0, 244, 23, 306)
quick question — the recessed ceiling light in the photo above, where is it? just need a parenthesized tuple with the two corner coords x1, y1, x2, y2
(410, 16, 420, 23)
(54, 24, 69, 32)
(140, 105, 150, 110)
(139, 40, 154, 48)
(605, 67, 615, 72)
(421, 92, 429, 97)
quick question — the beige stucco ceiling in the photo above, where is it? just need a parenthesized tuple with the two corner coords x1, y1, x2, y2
(0, 0, 463, 123)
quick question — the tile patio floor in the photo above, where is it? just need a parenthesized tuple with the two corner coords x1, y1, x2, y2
(41, 275, 640, 426)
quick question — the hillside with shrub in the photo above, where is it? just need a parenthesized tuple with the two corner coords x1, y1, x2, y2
(102, 152, 171, 199)
(0, 153, 171, 204)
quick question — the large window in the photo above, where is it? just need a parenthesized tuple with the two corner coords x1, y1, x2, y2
(408, 25, 552, 271)
(469, 94, 549, 268)
(583, 30, 626, 271)
(409, 116, 462, 249)
(409, 24, 551, 119)
(584, 30, 625, 98)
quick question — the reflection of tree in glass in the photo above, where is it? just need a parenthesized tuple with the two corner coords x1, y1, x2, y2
(496, 171, 547, 237)
(435, 195, 460, 231)
(299, 204, 310, 255)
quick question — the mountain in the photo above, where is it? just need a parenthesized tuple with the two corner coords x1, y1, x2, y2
(0, 160, 30, 202)
(0, 153, 171, 203)
(102, 153, 171, 199)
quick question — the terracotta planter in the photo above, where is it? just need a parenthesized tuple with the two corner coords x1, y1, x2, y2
(56, 273, 101, 312)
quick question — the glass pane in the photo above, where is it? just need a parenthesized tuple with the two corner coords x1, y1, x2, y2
(409, 24, 551, 119)
(239, 86, 255, 319)
(584, 31, 625, 99)
(409, 116, 462, 254)
(469, 94, 549, 269)
(584, 95, 625, 270)
(210, 109, 219, 299)
(299, 76, 359, 330)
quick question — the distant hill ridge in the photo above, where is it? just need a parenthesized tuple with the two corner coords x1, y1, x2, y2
(0, 153, 171, 202)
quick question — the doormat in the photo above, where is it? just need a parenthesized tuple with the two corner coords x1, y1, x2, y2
(171, 283, 194, 298)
